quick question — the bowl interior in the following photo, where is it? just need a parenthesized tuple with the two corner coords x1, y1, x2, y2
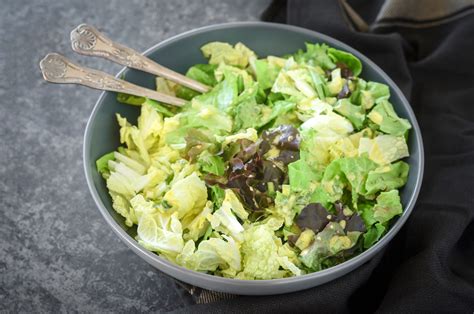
(84, 22, 423, 292)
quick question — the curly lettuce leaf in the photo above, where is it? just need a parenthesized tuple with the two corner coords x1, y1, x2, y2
(198, 151, 225, 176)
(293, 43, 336, 70)
(288, 158, 321, 191)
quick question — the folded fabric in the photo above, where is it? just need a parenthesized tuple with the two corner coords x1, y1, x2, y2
(174, 1, 474, 312)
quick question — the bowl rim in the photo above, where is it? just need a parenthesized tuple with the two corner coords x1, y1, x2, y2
(83, 21, 424, 289)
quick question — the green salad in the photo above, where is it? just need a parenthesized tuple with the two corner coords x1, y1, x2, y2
(97, 41, 411, 280)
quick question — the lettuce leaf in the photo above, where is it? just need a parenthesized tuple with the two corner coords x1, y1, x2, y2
(299, 221, 360, 271)
(176, 235, 241, 273)
(288, 158, 321, 191)
(137, 211, 184, 257)
(238, 218, 299, 279)
(358, 135, 409, 165)
(363, 223, 386, 248)
(373, 190, 403, 224)
(327, 47, 362, 76)
(293, 43, 336, 70)
(175, 64, 218, 100)
(251, 57, 283, 90)
(163, 173, 208, 219)
(333, 99, 366, 130)
(182, 201, 213, 241)
(198, 151, 225, 176)
(365, 161, 409, 195)
(360, 82, 390, 109)
(321, 156, 378, 204)
(96, 152, 115, 176)
(207, 195, 245, 242)
(201, 42, 256, 68)
(367, 100, 411, 136)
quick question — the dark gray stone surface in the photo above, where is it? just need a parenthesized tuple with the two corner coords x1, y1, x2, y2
(0, 0, 270, 312)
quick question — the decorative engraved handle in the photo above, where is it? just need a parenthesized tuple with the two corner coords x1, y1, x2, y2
(39, 53, 186, 107)
(70, 24, 210, 93)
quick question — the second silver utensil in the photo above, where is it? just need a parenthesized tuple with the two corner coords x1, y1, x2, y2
(70, 24, 210, 93)
(39, 53, 187, 107)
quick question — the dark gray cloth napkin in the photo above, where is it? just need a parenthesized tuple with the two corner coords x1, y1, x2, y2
(173, 1, 474, 312)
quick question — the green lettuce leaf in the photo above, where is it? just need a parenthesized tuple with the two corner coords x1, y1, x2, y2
(327, 68, 345, 95)
(308, 69, 328, 99)
(294, 43, 336, 70)
(288, 159, 321, 191)
(176, 64, 218, 100)
(299, 222, 359, 271)
(238, 218, 299, 279)
(130, 194, 158, 222)
(251, 57, 283, 90)
(192, 71, 239, 113)
(321, 156, 378, 204)
(363, 223, 386, 248)
(360, 82, 390, 109)
(328, 47, 362, 76)
(96, 152, 115, 176)
(198, 151, 225, 176)
(271, 185, 308, 227)
(209, 186, 225, 209)
(373, 190, 403, 224)
(177, 101, 233, 135)
(365, 161, 409, 195)
(367, 100, 411, 136)
(201, 42, 256, 68)
(333, 99, 366, 130)
(358, 135, 409, 165)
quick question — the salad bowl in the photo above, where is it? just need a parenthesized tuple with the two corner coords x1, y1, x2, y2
(83, 22, 423, 295)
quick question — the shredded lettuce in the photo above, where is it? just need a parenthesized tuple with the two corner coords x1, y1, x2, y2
(98, 41, 412, 280)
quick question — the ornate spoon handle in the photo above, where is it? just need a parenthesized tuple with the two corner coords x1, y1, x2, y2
(39, 53, 186, 107)
(70, 24, 210, 93)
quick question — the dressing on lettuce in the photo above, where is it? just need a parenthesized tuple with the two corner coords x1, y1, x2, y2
(100, 41, 412, 280)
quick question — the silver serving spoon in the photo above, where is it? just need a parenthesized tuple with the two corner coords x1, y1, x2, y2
(39, 53, 187, 107)
(70, 24, 210, 93)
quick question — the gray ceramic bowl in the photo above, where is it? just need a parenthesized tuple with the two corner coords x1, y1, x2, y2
(84, 22, 424, 295)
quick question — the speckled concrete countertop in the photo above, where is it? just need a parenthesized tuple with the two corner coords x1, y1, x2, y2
(0, 0, 270, 311)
